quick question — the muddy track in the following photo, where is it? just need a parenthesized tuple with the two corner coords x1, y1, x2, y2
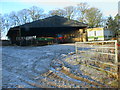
(2, 45, 114, 88)
(19, 61, 110, 88)
(3, 54, 109, 88)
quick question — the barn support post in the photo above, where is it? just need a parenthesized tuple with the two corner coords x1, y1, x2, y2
(83, 29, 87, 42)
(78, 29, 82, 42)
(19, 28, 22, 46)
(117, 38, 120, 88)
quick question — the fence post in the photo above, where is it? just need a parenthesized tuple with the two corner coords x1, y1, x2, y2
(115, 40, 118, 64)
(117, 37, 120, 88)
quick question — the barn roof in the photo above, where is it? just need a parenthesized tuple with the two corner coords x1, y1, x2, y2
(7, 15, 87, 37)
(10, 15, 87, 29)
(20, 15, 87, 28)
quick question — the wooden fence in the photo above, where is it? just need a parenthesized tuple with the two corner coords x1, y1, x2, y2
(75, 40, 119, 79)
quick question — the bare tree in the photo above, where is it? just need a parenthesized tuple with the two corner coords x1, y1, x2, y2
(1, 6, 45, 39)
(0, 14, 3, 39)
(28, 6, 44, 21)
(3, 14, 11, 29)
(64, 6, 76, 19)
(85, 7, 103, 27)
(9, 11, 21, 26)
(17, 9, 30, 24)
(77, 3, 89, 23)
(48, 9, 66, 17)
(0, 14, 11, 39)
(48, 6, 76, 19)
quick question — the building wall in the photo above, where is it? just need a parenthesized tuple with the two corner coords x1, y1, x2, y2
(87, 28, 115, 41)
(104, 29, 115, 40)
(87, 28, 104, 41)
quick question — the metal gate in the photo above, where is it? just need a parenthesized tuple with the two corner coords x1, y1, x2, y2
(75, 40, 118, 78)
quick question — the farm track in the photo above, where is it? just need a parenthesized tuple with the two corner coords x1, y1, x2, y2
(3, 53, 111, 88)
(20, 65, 110, 88)
(2, 45, 117, 88)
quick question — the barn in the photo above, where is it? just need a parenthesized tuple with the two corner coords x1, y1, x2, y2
(7, 15, 88, 46)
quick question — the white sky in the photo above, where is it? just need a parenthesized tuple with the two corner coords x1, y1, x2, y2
(0, 0, 119, 2)
(0, 0, 119, 17)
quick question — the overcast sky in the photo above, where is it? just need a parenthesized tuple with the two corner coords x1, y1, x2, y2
(0, 0, 119, 18)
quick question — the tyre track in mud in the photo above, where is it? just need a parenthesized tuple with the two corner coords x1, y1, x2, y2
(2, 45, 111, 88)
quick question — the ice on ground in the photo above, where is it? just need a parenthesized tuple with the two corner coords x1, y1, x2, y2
(2, 44, 75, 88)
(2, 44, 113, 88)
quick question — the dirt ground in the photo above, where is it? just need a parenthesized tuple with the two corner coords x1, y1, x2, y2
(2, 44, 75, 88)
(1, 44, 118, 88)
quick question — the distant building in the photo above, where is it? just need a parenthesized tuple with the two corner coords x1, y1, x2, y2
(87, 28, 115, 41)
